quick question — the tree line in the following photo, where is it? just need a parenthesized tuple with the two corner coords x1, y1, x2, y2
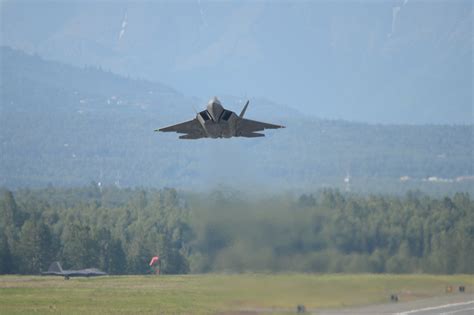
(0, 185, 190, 275)
(1, 185, 473, 275)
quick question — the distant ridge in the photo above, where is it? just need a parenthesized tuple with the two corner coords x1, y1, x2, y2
(1, 1, 471, 124)
(1, 47, 472, 194)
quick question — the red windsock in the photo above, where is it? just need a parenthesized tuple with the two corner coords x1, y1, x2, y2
(149, 256, 159, 266)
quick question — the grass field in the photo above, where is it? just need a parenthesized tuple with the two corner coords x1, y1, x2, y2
(0, 274, 472, 314)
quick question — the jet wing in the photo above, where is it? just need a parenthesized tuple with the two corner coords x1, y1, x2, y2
(66, 269, 107, 277)
(156, 118, 205, 139)
(41, 271, 64, 276)
(238, 118, 285, 132)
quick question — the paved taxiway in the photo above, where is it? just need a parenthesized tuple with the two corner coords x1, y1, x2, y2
(316, 293, 474, 315)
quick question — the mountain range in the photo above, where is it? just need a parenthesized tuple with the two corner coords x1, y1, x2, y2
(1, 46, 472, 194)
(1, 0, 471, 124)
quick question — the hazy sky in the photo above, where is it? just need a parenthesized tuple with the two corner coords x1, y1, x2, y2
(1, 0, 472, 124)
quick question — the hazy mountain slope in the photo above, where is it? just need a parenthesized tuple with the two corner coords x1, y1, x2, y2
(0, 47, 472, 194)
(1, 1, 471, 124)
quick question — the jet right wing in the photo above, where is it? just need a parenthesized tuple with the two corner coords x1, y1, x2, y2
(156, 118, 205, 139)
(238, 118, 285, 133)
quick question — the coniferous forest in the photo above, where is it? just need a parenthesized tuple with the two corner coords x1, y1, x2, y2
(1, 185, 472, 275)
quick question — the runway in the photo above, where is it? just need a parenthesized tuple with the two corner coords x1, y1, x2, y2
(316, 293, 474, 315)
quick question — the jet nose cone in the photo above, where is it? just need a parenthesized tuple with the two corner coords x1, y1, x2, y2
(209, 96, 221, 106)
(206, 96, 224, 121)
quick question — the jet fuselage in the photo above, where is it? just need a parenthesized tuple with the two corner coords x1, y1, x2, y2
(197, 98, 239, 138)
(157, 97, 284, 139)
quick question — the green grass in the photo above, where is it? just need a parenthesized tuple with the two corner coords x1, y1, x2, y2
(0, 274, 472, 314)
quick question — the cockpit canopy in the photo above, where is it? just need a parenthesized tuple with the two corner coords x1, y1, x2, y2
(208, 96, 222, 107)
(198, 97, 233, 122)
(207, 97, 224, 121)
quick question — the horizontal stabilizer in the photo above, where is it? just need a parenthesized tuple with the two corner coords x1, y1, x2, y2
(239, 132, 265, 138)
(179, 134, 203, 140)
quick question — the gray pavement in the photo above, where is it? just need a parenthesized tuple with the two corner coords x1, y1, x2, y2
(316, 293, 474, 315)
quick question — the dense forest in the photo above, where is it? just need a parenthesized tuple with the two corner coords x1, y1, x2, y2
(1, 185, 473, 275)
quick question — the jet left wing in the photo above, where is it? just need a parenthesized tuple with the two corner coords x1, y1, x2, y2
(66, 269, 107, 277)
(238, 118, 285, 133)
(156, 118, 205, 139)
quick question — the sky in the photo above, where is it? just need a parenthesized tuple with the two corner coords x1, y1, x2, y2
(1, 0, 472, 124)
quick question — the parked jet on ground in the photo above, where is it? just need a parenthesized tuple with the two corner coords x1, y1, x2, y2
(41, 262, 107, 280)
(156, 97, 285, 139)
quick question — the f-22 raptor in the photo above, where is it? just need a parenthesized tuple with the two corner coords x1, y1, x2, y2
(156, 97, 285, 139)
(41, 261, 107, 280)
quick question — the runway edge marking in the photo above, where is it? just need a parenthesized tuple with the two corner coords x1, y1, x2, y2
(395, 300, 474, 315)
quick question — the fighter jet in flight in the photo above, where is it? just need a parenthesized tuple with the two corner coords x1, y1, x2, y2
(41, 261, 107, 280)
(156, 97, 285, 139)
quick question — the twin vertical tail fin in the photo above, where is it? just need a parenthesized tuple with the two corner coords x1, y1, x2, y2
(239, 100, 249, 118)
(48, 261, 64, 273)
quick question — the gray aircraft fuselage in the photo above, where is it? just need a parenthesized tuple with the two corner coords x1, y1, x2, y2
(41, 262, 107, 280)
(157, 97, 284, 139)
(200, 99, 239, 138)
